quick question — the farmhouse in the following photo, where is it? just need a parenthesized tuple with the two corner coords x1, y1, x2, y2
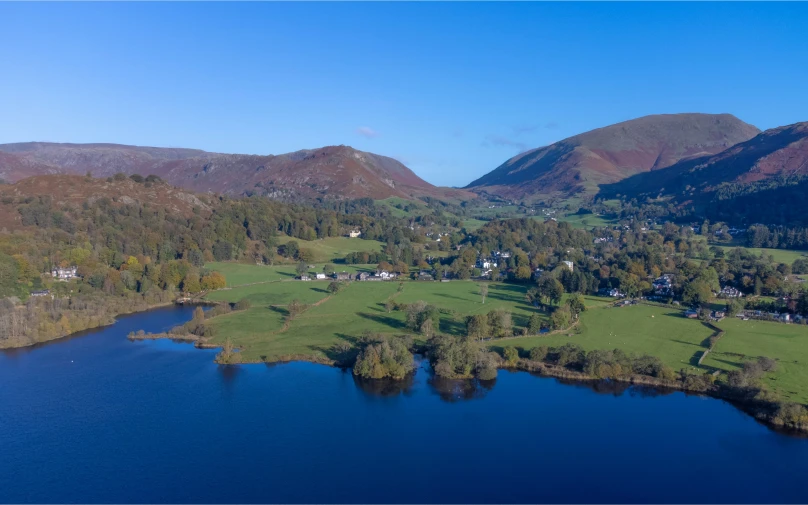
(348, 229, 362, 238)
(315, 273, 327, 280)
(333, 272, 352, 281)
(684, 309, 699, 319)
(718, 286, 743, 298)
(297, 274, 311, 281)
(51, 266, 79, 281)
(418, 271, 434, 281)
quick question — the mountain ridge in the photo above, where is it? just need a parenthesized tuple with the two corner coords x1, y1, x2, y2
(0, 142, 464, 202)
(466, 113, 761, 201)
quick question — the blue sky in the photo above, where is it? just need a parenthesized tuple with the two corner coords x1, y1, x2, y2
(1, 2, 806, 187)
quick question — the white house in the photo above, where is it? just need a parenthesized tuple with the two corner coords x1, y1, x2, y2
(562, 261, 574, 272)
(315, 273, 327, 280)
(52, 266, 78, 281)
(348, 229, 362, 238)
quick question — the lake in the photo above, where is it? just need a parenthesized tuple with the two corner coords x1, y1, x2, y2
(1, 305, 807, 503)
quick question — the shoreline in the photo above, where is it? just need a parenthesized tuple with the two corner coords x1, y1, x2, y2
(16, 308, 808, 437)
(0, 300, 189, 351)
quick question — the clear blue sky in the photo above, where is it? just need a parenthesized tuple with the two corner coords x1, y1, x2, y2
(1, 2, 806, 187)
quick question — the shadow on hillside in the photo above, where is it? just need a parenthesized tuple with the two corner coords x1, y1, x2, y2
(268, 305, 289, 317)
(357, 312, 407, 330)
(276, 271, 295, 278)
(433, 292, 470, 302)
(439, 318, 465, 336)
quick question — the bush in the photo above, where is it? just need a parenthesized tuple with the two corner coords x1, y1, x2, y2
(353, 337, 414, 380)
(234, 298, 251, 311)
(502, 346, 519, 365)
(529, 346, 549, 362)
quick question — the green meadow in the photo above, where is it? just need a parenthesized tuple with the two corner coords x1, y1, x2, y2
(201, 263, 808, 402)
(495, 304, 714, 371)
(703, 318, 808, 404)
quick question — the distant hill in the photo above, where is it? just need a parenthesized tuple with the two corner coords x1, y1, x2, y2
(465, 113, 760, 202)
(0, 143, 461, 202)
(0, 174, 213, 230)
(600, 121, 808, 225)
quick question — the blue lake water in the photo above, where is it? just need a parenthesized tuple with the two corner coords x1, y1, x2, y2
(2, 305, 808, 503)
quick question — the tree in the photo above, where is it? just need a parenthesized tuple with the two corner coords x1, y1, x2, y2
(683, 280, 712, 306)
(502, 346, 519, 365)
(296, 261, 308, 275)
(528, 313, 543, 334)
(323, 263, 335, 274)
(465, 314, 489, 342)
(479, 283, 489, 304)
(529, 346, 548, 362)
(327, 281, 345, 294)
(420, 318, 434, 339)
(537, 276, 564, 307)
(566, 293, 586, 319)
(287, 299, 306, 320)
(550, 305, 572, 330)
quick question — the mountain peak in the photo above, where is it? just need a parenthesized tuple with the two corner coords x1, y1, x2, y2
(466, 113, 760, 201)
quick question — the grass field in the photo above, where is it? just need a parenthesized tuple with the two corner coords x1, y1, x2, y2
(554, 213, 618, 229)
(703, 318, 808, 403)
(495, 304, 714, 371)
(714, 245, 808, 265)
(200, 264, 808, 402)
(206, 262, 377, 287)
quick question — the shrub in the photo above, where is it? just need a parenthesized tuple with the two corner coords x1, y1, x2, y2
(502, 346, 519, 365)
(529, 346, 549, 362)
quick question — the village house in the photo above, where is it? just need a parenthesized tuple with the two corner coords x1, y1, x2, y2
(476, 258, 496, 269)
(51, 266, 79, 281)
(30, 289, 51, 297)
(653, 275, 674, 296)
(718, 286, 743, 298)
(348, 229, 362, 238)
(315, 273, 327, 280)
(684, 309, 699, 319)
(418, 271, 434, 281)
(333, 272, 352, 281)
(599, 287, 624, 298)
(298, 274, 311, 281)
(356, 272, 370, 281)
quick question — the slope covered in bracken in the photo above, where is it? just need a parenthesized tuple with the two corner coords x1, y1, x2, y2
(466, 113, 760, 201)
(601, 121, 808, 225)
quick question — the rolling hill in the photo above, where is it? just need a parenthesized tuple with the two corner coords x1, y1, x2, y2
(465, 113, 760, 202)
(0, 143, 457, 202)
(600, 121, 808, 225)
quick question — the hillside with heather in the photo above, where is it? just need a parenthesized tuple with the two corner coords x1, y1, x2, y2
(601, 121, 808, 225)
(465, 113, 760, 202)
(0, 143, 459, 202)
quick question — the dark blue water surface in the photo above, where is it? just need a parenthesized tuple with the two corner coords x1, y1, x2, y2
(2, 305, 808, 504)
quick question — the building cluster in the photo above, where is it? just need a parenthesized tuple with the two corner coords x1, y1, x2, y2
(652, 275, 674, 297)
(301, 270, 400, 282)
(718, 286, 743, 298)
(51, 266, 79, 281)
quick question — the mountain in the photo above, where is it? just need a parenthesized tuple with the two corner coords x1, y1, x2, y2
(465, 113, 761, 201)
(0, 143, 452, 201)
(600, 121, 808, 225)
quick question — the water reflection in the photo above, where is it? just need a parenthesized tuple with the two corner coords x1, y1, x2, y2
(551, 375, 679, 398)
(353, 373, 416, 397)
(428, 375, 496, 402)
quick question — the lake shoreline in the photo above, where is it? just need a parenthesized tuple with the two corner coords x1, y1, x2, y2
(0, 300, 200, 351)
(24, 309, 808, 437)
